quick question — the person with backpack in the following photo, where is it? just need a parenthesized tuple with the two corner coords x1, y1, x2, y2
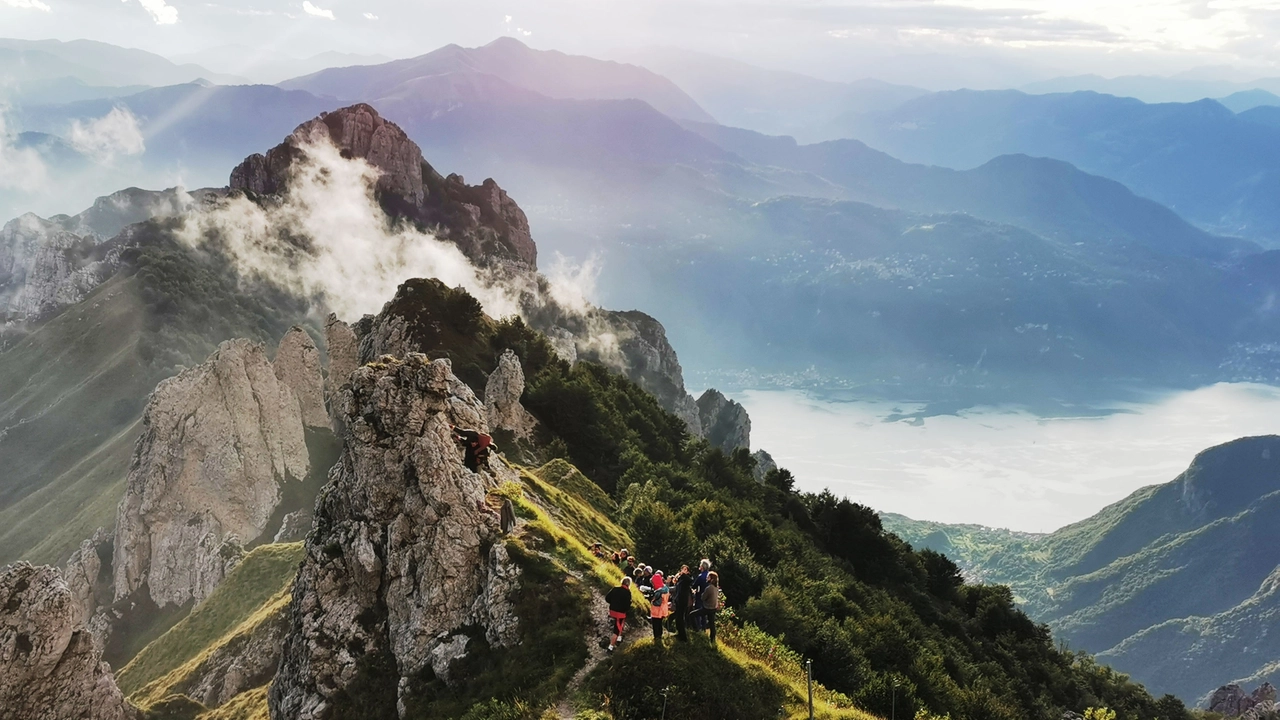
(692, 558, 711, 629)
(648, 570, 669, 644)
(451, 426, 493, 473)
(701, 571, 723, 644)
(605, 576, 633, 653)
(671, 565, 693, 642)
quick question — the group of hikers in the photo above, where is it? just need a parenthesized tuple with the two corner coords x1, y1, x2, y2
(596, 546, 723, 653)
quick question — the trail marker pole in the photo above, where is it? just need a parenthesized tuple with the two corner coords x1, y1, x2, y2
(892, 677, 900, 720)
(806, 659, 814, 720)
(661, 687, 669, 720)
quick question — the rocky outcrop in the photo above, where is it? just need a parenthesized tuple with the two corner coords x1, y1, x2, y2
(274, 510, 314, 543)
(697, 388, 751, 453)
(275, 326, 328, 429)
(0, 562, 138, 720)
(0, 187, 211, 324)
(486, 349, 536, 438)
(229, 103, 536, 270)
(270, 354, 521, 719)
(560, 309, 701, 434)
(231, 103, 423, 206)
(324, 313, 359, 400)
(112, 338, 310, 608)
(1208, 683, 1278, 718)
(752, 449, 778, 482)
(63, 528, 114, 646)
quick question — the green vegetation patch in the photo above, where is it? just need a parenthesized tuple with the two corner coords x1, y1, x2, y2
(118, 543, 304, 698)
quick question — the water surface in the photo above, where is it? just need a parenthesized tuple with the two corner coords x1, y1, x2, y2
(741, 383, 1280, 532)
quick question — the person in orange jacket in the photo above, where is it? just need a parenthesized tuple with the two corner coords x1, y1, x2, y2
(648, 570, 669, 644)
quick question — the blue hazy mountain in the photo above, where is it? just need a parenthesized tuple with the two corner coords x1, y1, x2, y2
(841, 89, 1280, 245)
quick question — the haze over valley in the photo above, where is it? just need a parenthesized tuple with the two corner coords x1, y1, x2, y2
(6, 3, 1280, 718)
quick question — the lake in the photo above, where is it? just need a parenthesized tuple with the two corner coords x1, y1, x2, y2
(739, 382, 1280, 533)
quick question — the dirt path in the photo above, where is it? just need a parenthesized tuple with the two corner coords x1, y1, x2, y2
(555, 585, 638, 719)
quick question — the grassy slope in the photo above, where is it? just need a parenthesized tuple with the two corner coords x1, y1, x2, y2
(0, 274, 151, 565)
(118, 543, 304, 705)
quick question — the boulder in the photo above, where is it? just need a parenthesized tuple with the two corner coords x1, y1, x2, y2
(112, 339, 310, 608)
(0, 563, 137, 720)
(752, 449, 778, 483)
(269, 355, 521, 720)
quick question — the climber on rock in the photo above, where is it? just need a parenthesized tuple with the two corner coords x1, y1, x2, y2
(452, 426, 494, 472)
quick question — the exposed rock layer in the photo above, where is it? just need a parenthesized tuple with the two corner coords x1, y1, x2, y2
(0, 562, 137, 720)
(112, 338, 311, 608)
(270, 354, 520, 719)
(275, 326, 329, 429)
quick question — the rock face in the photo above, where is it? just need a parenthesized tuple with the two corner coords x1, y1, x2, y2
(485, 349, 536, 438)
(270, 354, 521, 719)
(324, 313, 359, 400)
(697, 388, 751, 453)
(566, 309, 702, 434)
(1208, 683, 1279, 718)
(164, 605, 292, 709)
(752, 449, 778, 482)
(229, 103, 536, 270)
(0, 562, 137, 720)
(275, 326, 329, 429)
(112, 338, 311, 608)
(63, 529, 114, 640)
(0, 187, 208, 324)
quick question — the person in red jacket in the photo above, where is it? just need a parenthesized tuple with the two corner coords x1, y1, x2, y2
(605, 576, 633, 653)
(452, 426, 493, 472)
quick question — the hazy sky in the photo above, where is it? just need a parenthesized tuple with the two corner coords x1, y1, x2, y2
(5, 0, 1280, 87)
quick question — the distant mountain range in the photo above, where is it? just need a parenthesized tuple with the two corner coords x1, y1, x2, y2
(842, 90, 1280, 245)
(884, 435, 1280, 704)
(617, 46, 927, 142)
(168, 46, 392, 85)
(280, 37, 715, 124)
(0, 38, 241, 105)
(7, 39, 1280, 402)
(1022, 73, 1280, 106)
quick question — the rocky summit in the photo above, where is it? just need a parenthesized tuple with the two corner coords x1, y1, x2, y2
(230, 103, 537, 270)
(270, 354, 520, 719)
(697, 388, 751, 453)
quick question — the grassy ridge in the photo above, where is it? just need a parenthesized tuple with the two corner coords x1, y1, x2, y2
(118, 543, 304, 701)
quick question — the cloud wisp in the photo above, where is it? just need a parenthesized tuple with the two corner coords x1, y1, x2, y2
(0, 111, 49, 194)
(69, 107, 146, 162)
(2, 0, 51, 12)
(123, 0, 178, 24)
(302, 1, 334, 20)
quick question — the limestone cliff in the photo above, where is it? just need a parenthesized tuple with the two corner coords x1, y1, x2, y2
(269, 354, 520, 719)
(0, 562, 137, 720)
(229, 103, 536, 270)
(697, 388, 751, 453)
(112, 338, 311, 608)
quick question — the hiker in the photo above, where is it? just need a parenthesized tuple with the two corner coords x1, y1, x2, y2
(649, 570, 669, 643)
(700, 571, 723, 644)
(605, 576, 633, 652)
(452, 426, 493, 473)
(672, 565, 693, 642)
(617, 549, 630, 568)
(692, 558, 711, 629)
(499, 497, 517, 534)
(590, 542, 606, 559)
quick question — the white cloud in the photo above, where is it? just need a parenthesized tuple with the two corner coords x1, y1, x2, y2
(177, 138, 521, 320)
(2, 0, 51, 12)
(302, 1, 333, 20)
(69, 107, 146, 162)
(0, 111, 49, 193)
(504, 14, 511, 22)
(121, 0, 177, 24)
(362, 11, 376, 19)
